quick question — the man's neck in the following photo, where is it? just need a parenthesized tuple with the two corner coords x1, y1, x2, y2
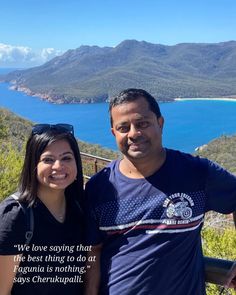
(119, 148, 166, 179)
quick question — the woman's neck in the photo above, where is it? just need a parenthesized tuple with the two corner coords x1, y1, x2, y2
(37, 187, 66, 222)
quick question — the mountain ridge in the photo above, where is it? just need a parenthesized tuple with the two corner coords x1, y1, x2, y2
(1, 40, 236, 103)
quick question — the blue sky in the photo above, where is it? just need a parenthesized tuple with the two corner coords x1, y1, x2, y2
(0, 0, 236, 67)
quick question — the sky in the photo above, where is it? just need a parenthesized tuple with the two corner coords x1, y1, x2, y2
(0, 0, 236, 67)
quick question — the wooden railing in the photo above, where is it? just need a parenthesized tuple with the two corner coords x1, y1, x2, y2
(81, 152, 112, 182)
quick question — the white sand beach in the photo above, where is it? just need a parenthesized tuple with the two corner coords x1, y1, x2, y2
(175, 97, 236, 102)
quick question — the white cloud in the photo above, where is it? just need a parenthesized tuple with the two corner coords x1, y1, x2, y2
(0, 43, 63, 68)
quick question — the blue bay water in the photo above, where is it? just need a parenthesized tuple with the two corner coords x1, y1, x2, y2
(1, 69, 236, 153)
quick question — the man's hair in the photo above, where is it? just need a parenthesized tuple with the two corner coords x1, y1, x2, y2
(109, 88, 162, 126)
(18, 129, 84, 206)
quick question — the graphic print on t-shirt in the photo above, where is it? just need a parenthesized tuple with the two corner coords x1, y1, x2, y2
(97, 189, 205, 236)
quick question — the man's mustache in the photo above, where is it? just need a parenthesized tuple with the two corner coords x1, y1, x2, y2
(128, 137, 146, 144)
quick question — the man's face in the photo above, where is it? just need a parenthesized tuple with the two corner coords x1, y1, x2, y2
(111, 97, 164, 162)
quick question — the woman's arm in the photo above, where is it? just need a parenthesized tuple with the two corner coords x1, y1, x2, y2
(0, 255, 21, 295)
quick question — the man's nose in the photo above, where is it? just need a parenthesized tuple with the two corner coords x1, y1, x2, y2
(128, 124, 141, 139)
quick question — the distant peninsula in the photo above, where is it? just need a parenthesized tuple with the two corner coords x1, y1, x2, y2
(1, 39, 236, 104)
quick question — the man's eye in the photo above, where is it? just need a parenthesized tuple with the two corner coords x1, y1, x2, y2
(117, 126, 129, 133)
(137, 121, 149, 129)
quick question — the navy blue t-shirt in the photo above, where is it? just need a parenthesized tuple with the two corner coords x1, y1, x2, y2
(85, 149, 236, 295)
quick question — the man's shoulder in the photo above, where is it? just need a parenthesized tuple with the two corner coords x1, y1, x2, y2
(165, 148, 213, 180)
(167, 148, 209, 166)
(85, 159, 119, 187)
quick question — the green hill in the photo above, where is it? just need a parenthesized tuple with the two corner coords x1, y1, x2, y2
(1, 40, 236, 103)
(195, 136, 236, 174)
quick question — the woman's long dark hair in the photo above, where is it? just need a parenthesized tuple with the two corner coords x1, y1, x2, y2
(18, 129, 84, 207)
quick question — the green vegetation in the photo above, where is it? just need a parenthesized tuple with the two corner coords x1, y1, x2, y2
(0, 143, 23, 199)
(79, 141, 119, 161)
(0, 108, 29, 200)
(197, 139, 236, 295)
(202, 225, 236, 295)
(195, 135, 236, 174)
(1, 40, 236, 103)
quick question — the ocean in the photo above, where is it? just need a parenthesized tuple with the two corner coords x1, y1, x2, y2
(1, 68, 236, 153)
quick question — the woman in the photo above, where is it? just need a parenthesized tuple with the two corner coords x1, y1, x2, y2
(0, 124, 84, 295)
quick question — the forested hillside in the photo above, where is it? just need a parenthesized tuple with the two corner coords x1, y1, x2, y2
(195, 136, 236, 174)
(1, 40, 236, 103)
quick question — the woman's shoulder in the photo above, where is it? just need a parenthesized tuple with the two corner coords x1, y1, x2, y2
(0, 194, 25, 220)
(0, 194, 27, 254)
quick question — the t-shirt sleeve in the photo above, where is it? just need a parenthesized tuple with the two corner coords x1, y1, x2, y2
(0, 197, 27, 255)
(205, 160, 236, 213)
(84, 182, 104, 246)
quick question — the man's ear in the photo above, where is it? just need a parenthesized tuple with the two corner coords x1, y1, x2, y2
(111, 127, 115, 136)
(158, 116, 164, 132)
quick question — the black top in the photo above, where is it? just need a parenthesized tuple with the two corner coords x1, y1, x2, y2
(0, 196, 84, 295)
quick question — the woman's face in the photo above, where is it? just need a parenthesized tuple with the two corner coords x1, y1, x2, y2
(36, 139, 77, 193)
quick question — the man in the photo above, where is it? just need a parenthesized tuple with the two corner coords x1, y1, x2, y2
(84, 88, 236, 295)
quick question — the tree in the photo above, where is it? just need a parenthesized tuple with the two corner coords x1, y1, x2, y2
(0, 142, 23, 201)
(202, 212, 236, 295)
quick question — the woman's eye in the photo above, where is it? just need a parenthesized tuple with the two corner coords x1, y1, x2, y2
(42, 158, 54, 164)
(62, 156, 73, 162)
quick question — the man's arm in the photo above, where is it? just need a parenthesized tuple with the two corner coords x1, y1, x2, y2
(84, 243, 103, 295)
(225, 261, 236, 290)
(205, 161, 236, 214)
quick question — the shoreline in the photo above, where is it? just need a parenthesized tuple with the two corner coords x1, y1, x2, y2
(8, 84, 66, 104)
(3, 81, 236, 104)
